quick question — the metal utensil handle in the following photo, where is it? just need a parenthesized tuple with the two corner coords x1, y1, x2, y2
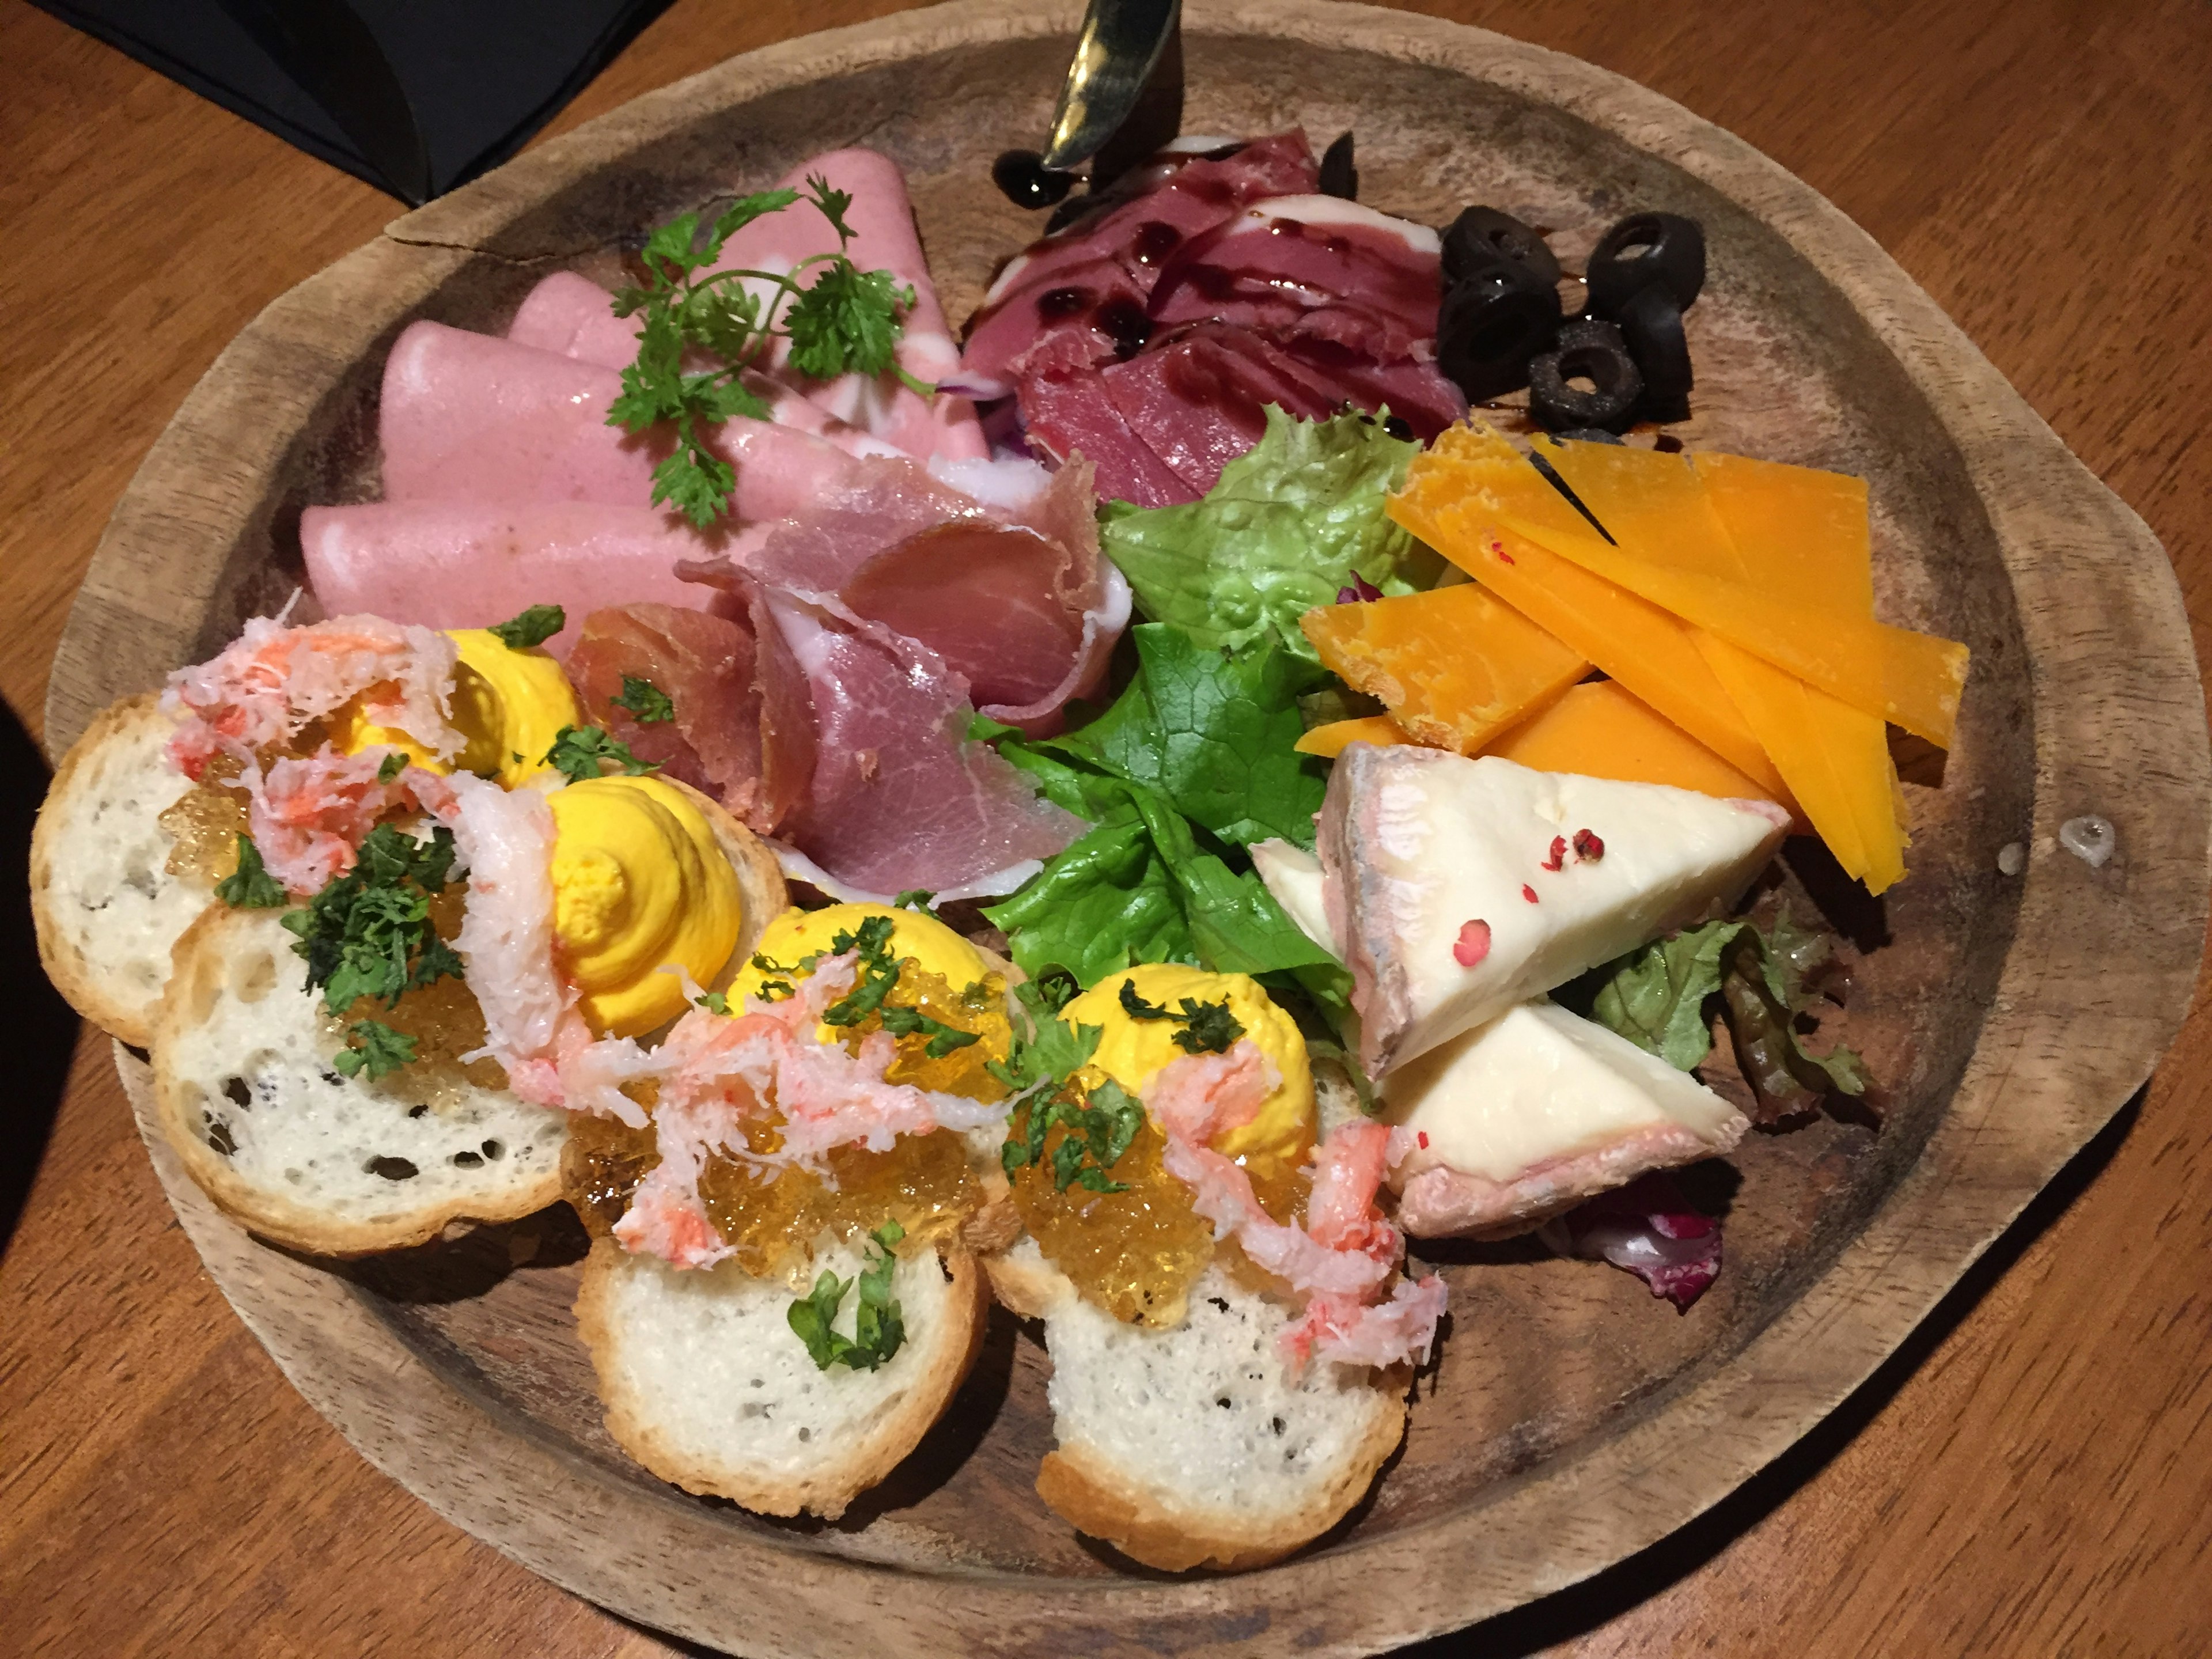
(1039, 0, 1182, 171)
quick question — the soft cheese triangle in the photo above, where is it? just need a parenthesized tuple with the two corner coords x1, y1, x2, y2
(1381, 999, 1748, 1237)
(1319, 748, 1787, 1075)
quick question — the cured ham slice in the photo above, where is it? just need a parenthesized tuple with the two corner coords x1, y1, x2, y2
(707, 147, 987, 463)
(302, 500, 755, 657)
(566, 600, 815, 835)
(767, 595, 1084, 896)
(378, 321, 867, 520)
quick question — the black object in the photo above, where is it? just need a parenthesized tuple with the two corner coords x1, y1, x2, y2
(1318, 130, 1357, 199)
(1585, 211, 1707, 316)
(1556, 315, 1625, 354)
(1528, 339, 1642, 433)
(1436, 259, 1561, 403)
(32, 0, 676, 204)
(992, 150, 1079, 209)
(1551, 427, 1624, 445)
(1617, 284, 1694, 422)
(1442, 206, 1560, 288)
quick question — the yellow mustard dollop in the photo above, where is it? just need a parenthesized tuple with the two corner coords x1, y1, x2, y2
(547, 775, 740, 1037)
(1063, 963, 1316, 1176)
(330, 627, 581, 788)
(730, 903, 989, 1036)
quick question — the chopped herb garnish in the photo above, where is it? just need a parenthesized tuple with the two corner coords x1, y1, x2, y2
(607, 177, 928, 528)
(694, 990, 731, 1016)
(214, 834, 287, 909)
(1001, 1078, 1145, 1193)
(374, 751, 408, 783)
(332, 1017, 418, 1082)
(819, 914, 901, 1028)
(487, 604, 565, 650)
(1114, 979, 1246, 1055)
(880, 1005, 982, 1058)
(280, 823, 463, 1015)
(787, 1221, 907, 1372)
(610, 676, 675, 724)
(543, 724, 661, 782)
(891, 889, 935, 912)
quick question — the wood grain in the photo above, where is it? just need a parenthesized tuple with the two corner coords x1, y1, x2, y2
(2, 0, 2209, 1656)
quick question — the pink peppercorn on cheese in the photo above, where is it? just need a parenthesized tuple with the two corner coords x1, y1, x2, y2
(1316, 748, 1787, 1077)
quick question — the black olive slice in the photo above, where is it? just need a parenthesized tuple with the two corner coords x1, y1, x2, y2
(1319, 131, 1357, 200)
(1437, 260, 1562, 403)
(992, 149, 1077, 209)
(1442, 206, 1562, 288)
(1618, 283, 1694, 422)
(1528, 340, 1643, 433)
(1586, 212, 1706, 316)
(1556, 316, 1625, 354)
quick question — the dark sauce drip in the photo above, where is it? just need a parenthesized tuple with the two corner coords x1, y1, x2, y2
(1037, 286, 1092, 320)
(1096, 300, 1152, 358)
(1132, 221, 1181, 266)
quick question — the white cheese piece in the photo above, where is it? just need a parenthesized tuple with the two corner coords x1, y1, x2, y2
(1250, 838, 1335, 951)
(1381, 999, 1742, 1187)
(1320, 749, 1786, 1075)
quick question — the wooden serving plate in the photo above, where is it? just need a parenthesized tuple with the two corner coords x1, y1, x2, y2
(44, 1, 2210, 1653)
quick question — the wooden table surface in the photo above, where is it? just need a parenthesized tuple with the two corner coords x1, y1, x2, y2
(4, 0, 2209, 1653)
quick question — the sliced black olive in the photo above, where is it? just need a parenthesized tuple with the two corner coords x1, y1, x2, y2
(991, 149, 1077, 209)
(1319, 131, 1357, 200)
(1437, 260, 1562, 403)
(1618, 283, 1693, 422)
(1528, 340, 1643, 434)
(1442, 206, 1561, 288)
(1551, 427, 1625, 445)
(1586, 212, 1706, 316)
(1556, 316, 1624, 354)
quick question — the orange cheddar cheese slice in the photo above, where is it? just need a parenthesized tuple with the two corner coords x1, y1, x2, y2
(1298, 585, 1587, 755)
(1294, 715, 1414, 758)
(1482, 679, 1771, 804)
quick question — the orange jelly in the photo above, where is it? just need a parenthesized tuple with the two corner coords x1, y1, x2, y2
(332, 889, 507, 1112)
(160, 778, 250, 883)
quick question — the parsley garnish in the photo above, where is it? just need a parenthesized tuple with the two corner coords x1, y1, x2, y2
(1114, 979, 1247, 1055)
(892, 889, 935, 912)
(487, 604, 565, 650)
(375, 751, 408, 783)
(694, 990, 731, 1015)
(611, 676, 675, 724)
(332, 1018, 418, 1081)
(280, 823, 463, 1014)
(787, 1221, 908, 1372)
(1001, 1078, 1145, 1193)
(880, 1005, 982, 1058)
(607, 178, 929, 528)
(819, 914, 901, 1027)
(543, 725, 661, 782)
(214, 834, 287, 908)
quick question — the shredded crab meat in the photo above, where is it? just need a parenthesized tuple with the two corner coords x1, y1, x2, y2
(162, 613, 463, 776)
(242, 744, 449, 895)
(436, 772, 572, 1074)
(1150, 1043, 1445, 1372)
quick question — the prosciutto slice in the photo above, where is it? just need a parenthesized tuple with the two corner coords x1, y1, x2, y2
(767, 594, 1084, 896)
(301, 500, 755, 658)
(378, 321, 868, 519)
(566, 599, 815, 835)
(706, 147, 987, 463)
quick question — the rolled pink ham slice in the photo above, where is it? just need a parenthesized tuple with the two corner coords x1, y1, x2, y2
(707, 147, 986, 463)
(301, 499, 763, 657)
(378, 321, 869, 522)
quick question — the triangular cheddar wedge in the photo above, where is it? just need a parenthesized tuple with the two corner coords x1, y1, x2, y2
(1481, 679, 1772, 806)
(1294, 714, 1414, 758)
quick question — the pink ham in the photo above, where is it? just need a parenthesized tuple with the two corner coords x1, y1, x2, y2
(378, 321, 865, 521)
(301, 499, 758, 658)
(707, 147, 986, 463)
(767, 595, 1084, 897)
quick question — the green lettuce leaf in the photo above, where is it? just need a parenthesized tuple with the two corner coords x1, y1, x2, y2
(1099, 407, 1446, 661)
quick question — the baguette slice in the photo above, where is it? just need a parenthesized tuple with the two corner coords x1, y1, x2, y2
(31, 694, 208, 1047)
(152, 904, 569, 1255)
(1016, 1245, 1409, 1572)
(575, 1234, 988, 1520)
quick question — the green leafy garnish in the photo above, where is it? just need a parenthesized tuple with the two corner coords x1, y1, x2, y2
(610, 676, 675, 724)
(984, 996, 1103, 1098)
(694, 990, 731, 1016)
(1098, 407, 1446, 661)
(487, 604, 565, 650)
(1573, 903, 1868, 1120)
(374, 751, 408, 783)
(1001, 1078, 1145, 1194)
(880, 1005, 983, 1058)
(281, 824, 463, 1016)
(787, 1221, 908, 1372)
(892, 889, 935, 912)
(332, 1018, 418, 1081)
(607, 177, 925, 528)
(543, 725, 661, 782)
(1115, 979, 1246, 1055)
(214, 834, 287, 909)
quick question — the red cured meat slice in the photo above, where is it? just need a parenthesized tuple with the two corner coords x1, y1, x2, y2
(1017, 365, 1191, 507)
(1277, 336, 1467, 441)
(768, 597, 1084, 897)
(300, 500, 757, 657)
(1101, 324, 1340, 497)
(379, 321, 866, 520)
(961, 131, 1319, 382)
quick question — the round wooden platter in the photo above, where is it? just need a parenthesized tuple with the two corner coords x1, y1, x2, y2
(44, 1, 2211, 1653)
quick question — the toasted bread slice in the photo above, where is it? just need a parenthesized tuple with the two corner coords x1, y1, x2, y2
(31, 694, 208, 1047)
(151, 904, 569, 1255)
(1023, 1253, 1408, 1572)
(575, 1234, 988, 1520)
